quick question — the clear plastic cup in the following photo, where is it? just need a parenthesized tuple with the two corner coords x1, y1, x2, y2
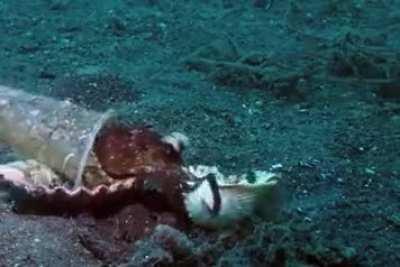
(0, 85, 113, 189)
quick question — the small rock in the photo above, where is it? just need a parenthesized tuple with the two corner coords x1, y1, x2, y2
(122, 225, 194, 267)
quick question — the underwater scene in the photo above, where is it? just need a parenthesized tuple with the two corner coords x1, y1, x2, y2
(0, 0, 399, 266)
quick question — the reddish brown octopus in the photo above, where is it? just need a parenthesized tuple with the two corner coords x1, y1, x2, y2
(92, 122, 190, 219)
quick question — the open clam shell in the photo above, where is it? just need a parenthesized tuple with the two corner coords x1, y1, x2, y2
(0, 160, 138, 209)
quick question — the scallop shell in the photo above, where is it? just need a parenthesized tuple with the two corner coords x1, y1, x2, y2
(0, 159, 138, 209)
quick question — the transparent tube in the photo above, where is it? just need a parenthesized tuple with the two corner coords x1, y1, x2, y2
(0, 85, 112, 188)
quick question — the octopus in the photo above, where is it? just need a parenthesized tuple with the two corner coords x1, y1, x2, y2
(92, 123, 184, 181)
(88, 122, 190, 216)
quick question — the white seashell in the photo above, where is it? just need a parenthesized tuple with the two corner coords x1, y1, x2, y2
(183, 165, 280, 228)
